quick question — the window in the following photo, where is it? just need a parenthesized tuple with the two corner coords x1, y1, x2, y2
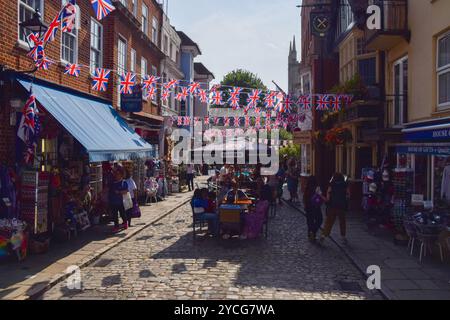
(337, 0, 354, 37)
(358, 57, 376, 86)
(90, 19, 103, 73)
(300, 145, 311, 175)
(141, 57, 147, 99)
(393, 56, 408, 126)
(130, 48, 136, 73)
(61, 0, 78, 64)
(437, 32, 450, 108)
(141, 4, 148, 35)
(18, 0, 43, 43)
(151, 65, 158, 103)
(152, 17, 159, 45)
(117, 36, 127, 107)
(131, 0, 137, 17)
(163, 35, 169, 55)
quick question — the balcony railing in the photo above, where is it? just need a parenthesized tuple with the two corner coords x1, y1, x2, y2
(364, 0, 410, 50)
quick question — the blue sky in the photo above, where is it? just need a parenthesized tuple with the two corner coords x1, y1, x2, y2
(167, 0, 301, 91)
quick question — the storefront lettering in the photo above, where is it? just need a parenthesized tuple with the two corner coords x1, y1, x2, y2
(432, 129, 449, 138)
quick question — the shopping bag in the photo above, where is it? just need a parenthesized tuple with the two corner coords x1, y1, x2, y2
(131, 199, 141, 218)
(123, 192, 133, 211)
(282, 184, 291, 201)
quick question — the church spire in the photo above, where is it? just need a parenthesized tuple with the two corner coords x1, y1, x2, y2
(292, 35, 297, 53)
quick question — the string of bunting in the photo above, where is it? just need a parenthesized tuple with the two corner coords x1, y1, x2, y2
(26, 0, 353, 114)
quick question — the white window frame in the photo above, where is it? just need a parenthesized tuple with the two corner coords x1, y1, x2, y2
(90, 18, 103, 74)
(141, 57, 148, 100)
(131, 0, 137, 17)
(151, 65, 158, 104)
(60, 0, 79, 65)
(18, 0, 44, 46)
(152, 17, 159, 46)
(437, 31, 450, 109)
(141, 4, 148, 35)
(117, 35, 127, 107)
(130, 48, 136, 73)
(392, 56, 408, 127)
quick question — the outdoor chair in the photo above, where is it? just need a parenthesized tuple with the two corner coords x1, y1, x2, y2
(415, 223, 445, 263)
(191, 200, 209, 242)
(403, 219, 418, 256)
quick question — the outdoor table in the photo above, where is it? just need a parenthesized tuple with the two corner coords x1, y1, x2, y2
(219, 204, 248, 236)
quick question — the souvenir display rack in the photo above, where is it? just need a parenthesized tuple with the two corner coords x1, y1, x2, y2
(20, 171, 49, 235)
(392, 169, 414, 231)
(89, 164, 103, 201)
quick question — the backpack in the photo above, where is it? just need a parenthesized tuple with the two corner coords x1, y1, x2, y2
(329, 182, 348, 210)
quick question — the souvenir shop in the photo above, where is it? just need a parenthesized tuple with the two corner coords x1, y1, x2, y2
(0, 75, 154, 261)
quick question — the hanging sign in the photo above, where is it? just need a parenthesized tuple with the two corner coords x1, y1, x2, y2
(310, 11, 331, 37)
(121, 84, 143, 113)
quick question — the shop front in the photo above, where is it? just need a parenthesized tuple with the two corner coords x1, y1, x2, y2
(0, 75, 155, 260)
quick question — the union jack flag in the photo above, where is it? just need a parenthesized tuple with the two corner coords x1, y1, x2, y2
(210, 91, 223, 106)
(27, 33, 44, 62)
(330, 95, 341, 111)
(91, 0, 116, 21)
(145, 86, 157, 101)
(246, 89, 261, 109)
(119, 72, 136, 95)
(264, 91, 277, 109)
(142, 75, 160, 90)
(234, 117, 240, 127)
(177, 117, 183, 126)
(43, 14, 61, 44)
(17, 95, 37, 144)
(224, 117, 230, 127)
(161, 89, 170, 103)
(175, 87, 189, 101)
(301, 94, 312, 110)
(255, 116, 261, 128)
(164, 79, 179, 90)
(35, 56, 53, 70)
(92, 68, 111, 92)
(188, 82, 201, 95)
(183, 117, 191, 126)
(316, 95, 330, 111)
(204, 116, 210, 125)
(61, 1, 77, 33)
(64, 63, 80, 77)
(228, 87, 241, 109)
(198, 89, 208, 103)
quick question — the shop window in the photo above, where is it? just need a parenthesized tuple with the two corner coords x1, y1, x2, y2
(434, 156, 450, 209)
(397, 153, 414, 169)
(392, 56, 408, 126)
(437, 32, 450, 109)
(358, 57, 377, 86)
(18, 0, 44, 43)
(414, 155, 428, 197)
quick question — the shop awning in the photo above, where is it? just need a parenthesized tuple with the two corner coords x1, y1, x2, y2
(19, 79, 155, 162)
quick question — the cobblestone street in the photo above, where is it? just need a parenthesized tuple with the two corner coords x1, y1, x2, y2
(41, 203, 382, 300)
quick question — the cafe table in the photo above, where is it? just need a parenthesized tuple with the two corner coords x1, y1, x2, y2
(218, 204, 249, 236)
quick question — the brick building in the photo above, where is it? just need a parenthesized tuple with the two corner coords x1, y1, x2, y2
(0, 0, 166, 163)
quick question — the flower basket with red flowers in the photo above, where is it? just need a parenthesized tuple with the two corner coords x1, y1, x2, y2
(324, 128, 352, 147)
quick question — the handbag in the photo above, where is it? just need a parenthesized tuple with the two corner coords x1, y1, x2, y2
(131, 199, 141, 218)
(123, 192, 133, 211)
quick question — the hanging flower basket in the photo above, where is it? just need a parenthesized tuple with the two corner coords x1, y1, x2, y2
(324, 128, 352, 147)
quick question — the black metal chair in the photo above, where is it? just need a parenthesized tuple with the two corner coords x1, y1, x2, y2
(191, 200, 209, 242)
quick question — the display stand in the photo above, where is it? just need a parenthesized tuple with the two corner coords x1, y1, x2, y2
(89, 164, 103, 201)
(20, 171, 49, 235)
(392, 169, 414, 233)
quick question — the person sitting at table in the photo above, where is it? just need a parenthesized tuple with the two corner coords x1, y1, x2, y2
(242, 184, 271, 240)
(226, 182, 249, 204)
(206, 191, 217, 213)
(192, 189, 219, 236)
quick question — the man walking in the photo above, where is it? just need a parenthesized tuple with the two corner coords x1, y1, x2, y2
(186, 164, 195, 192)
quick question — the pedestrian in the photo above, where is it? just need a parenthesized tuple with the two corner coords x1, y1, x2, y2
(125, 169, 139, 227)
(304, 176, 326, 241)
(286, 158, 299, 203)
(320, 173, 349, 245)
(110, 167, 129, 232)
(186, 164, 195, 191)
(276, 165, 286, 206)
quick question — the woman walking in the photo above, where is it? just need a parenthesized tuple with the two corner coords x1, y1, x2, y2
(320, 173, 349, 245)
(125, 170, 139, 227)
(110, 167, 129, 232)
(304, 176, 326, 242)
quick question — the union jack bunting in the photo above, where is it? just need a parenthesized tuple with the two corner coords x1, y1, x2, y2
(282, 95, 293, 113)
(188, 82, 201, 95)
(26, 33, 44, 62)
(210, 91, 223, 106)
(119, 72, 136, 95)
(224, 117, 230, 127)
(164, 79, 179, 90)
(316, 95, 330, 110)
(92, 68, 111, 92)
(228, 95, 240, 110)
(245, 117, 250, 127)
(214, 117, 220, 125)
(194, 117, 200, 125)
(35, 56, 53, 70)
(144, 86, 157, 101)
(330, 95, 341, 111)
(301, 95, 312, 110)
(234, 117, 240, 127)
(198, 89, 208, 103)
(42, 14, 61, 43)
(161, 89, 170, 103)
(255, 116, 261, 128)
(246, 89, 261, 109)
(177, 117, 183, 126)
(142, 75, 160, 90)
(64, 63, 80, 77)
(204, 116, 210, 125)
(175, 87, 189, 102)
(183, 117, 191, 126)
(61, 1, 77, 33)
(264, 91, 277, 109)
(91, 0, 116, 21)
